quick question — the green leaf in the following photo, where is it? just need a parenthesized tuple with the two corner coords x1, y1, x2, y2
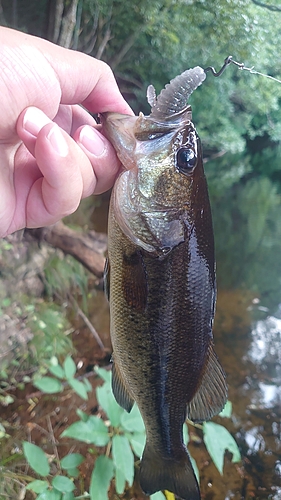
(64, 467, 79, 478)
(183, 423, 189, 445)
(48, 365, 65, 379)
(26, 480, 49, 493)
(219, 400, 233, 418)
(68, 378, 88, 400)
(89, 455, 114, 500)
(83, 377, 92, 392)
(37, 489, 62, 500)
(76, 409, 89, 422)
(23, 442, 50, 476)
(112, 435, 134, 493)
(96, 381, 123, 427)
(203, 422, 241, 475)
(63, 357, 76, 380)
(61, 453, 84, 470)
(51, 476, 75, 493)
(61, 416, 109, 446)
(127, 432, 146, 458)
(190, 455, 200, 484)
(121, 404, 145, 432)
(62, 493, 75, 500)
(150, 492, 166, 500)
(33, 377, 63, 394)
(94, 366, 111, 383)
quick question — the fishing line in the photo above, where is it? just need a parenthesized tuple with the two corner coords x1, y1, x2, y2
(204, 55, 281, 84)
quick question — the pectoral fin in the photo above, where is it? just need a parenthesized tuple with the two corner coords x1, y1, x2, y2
(122, 250, 148, 312)
(187, 344, 227, 423)
(112, 359, 134, 413)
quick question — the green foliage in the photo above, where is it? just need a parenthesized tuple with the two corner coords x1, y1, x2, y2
(22, 360, 241, 499)
(43, 254, 89, 312)
(203, 422, 241, 475)
(27, 302, 73, 364)
(62, 367, 146, 498)
(89, 456, 114, 500)
(33, 356, 92, 401)
(23, 442, 50, 476)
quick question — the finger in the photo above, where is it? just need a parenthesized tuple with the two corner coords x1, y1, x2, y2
(25, 122, 96, 228)
(17, 106, 121, 195)
(54, 104, 98, 135)
(17, 105, 98, 155)
(74, 125, 122, 194)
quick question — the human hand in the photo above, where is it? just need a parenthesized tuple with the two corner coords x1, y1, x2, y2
(0, 27, 133, 237)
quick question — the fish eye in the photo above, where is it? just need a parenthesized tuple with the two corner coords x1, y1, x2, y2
(176, 147, 197, 175)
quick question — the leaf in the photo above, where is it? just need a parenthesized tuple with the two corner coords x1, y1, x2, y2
(68, 378, 88, 400)
(114, 466, 126, 495)
(219, 400, 232, 418)
(89, 455, 114, 500)
(189, 455, 200, 484)
(127, 432, 146, 458)
(33, 377, 63, 394)
(96, 381, 123, 427)
(76, 409, 89, 422)
(203, 422, 241, 475)
(183, 423, 189, 445)
(63, 357, 76, 380)
(150, 492, 166, 500)
(48, 365, 65, 379)
(51, 476, 75, 493)
(61, 453, 84, 470)
(94, 366, 111, 383)
(37, 491, 62, 500)
(112, 435, 134, 493)
(83, 377, 92, 392)
(23, 442, 50, 476)
(64, 467, 79, 478)
(61, 416, 109, 446)
(121, 404, 145, 432)
(26, 480, 49, 493)
(62, 493, 75, 500)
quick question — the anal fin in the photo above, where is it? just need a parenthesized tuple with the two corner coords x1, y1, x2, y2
(187, 344, 227, 423)
(112, 359, 134, 413)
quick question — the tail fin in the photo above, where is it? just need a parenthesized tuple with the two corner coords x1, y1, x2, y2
(139, 443, 200, 500)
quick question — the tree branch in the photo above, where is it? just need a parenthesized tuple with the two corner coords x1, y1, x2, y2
(26, 221, 107, 279)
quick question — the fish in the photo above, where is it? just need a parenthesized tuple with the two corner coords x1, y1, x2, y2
(102, 66, 227, 500)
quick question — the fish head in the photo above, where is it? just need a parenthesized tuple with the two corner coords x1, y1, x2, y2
(102, 66, 207, 253)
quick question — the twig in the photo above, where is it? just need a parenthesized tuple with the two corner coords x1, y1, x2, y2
(46, 415, 61, 472)
(73, 300, 106, 351)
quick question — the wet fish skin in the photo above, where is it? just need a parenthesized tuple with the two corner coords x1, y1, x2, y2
(103, 67, 227, 500)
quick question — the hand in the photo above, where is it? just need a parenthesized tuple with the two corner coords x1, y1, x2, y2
(0, 27, 133, 237)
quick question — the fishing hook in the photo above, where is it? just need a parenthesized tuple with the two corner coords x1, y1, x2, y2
(204, 55, 254, 77)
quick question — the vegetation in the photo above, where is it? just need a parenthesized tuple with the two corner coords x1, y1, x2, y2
(21, 363, 240, 500)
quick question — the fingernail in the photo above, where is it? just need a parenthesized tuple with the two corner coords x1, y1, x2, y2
(79, 126, 106, 156)
(47, 124, 68, 157)
(23, 107, 51, 136)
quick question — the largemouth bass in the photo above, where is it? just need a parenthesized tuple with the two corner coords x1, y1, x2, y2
(102, 66, 227, 500)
